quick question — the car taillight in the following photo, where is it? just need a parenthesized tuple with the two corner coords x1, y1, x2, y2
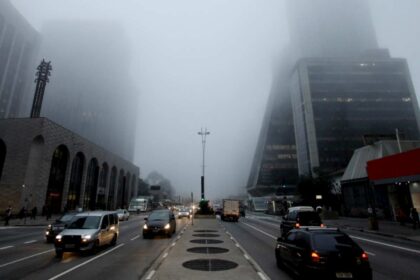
(311, 251, 320, 263)
(320, 223, 324, 227)
(361, 252, 369, 261)
(295, 223, 300, 228)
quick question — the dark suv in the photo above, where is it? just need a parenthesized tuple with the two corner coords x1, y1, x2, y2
(280, 209, 322, 237)
(275, 228, 372, 279)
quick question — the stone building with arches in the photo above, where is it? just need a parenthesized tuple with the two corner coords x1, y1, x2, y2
(0, 117, 139, 213)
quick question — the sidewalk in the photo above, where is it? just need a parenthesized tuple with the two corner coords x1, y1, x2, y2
(324, 216, 420, 243)
(142, 217, 268, 280)
(1, 215, 61, 227)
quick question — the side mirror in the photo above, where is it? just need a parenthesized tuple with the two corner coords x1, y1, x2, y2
(144, 217, 148, 221)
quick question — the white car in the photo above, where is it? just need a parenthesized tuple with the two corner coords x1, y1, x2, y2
(116, 209, 130, 221)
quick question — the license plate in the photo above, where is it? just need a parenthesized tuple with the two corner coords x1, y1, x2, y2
(336, 272, 352, 278)
(153, 229, 159, 232)
(65, 244, 75, 249)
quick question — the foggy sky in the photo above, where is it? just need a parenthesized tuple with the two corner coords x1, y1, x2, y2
(11, 0, 420, 200)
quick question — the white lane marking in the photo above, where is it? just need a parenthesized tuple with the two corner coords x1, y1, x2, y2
(241, 222, 277, 240)
(162, 252, 168, 258)
(171, 242, 176, 247)
(145, 270, 155, 280)
(130, 235, 140, 241)
(0, 245, 14, 250)
(235, 243, 240, 247)
(244, 254, 250, 260)
(24, 240, 37, 244)
(258, 271, 269, 280)
(365, 251, 376, 256)
(48, 243, 125, 280)
(350, 235, 420, 255)
(0, 249, 54, 268)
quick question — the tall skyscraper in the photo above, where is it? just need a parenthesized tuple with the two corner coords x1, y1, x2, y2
(248, 0, 420, 194)
(0, 0, 40, 119)
(291, 52, 420, 176)
(38, 21, 137, 161)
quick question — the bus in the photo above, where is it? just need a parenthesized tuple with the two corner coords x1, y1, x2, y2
(128, 197, 152, 212)
(248, 197, 269, 212)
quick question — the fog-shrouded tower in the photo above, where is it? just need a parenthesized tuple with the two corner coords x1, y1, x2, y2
(38, 21, 137, 161)
(287, 0, 378, 58)
(247, 0, 420, 195)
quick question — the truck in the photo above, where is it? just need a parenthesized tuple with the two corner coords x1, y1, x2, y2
(221, 199, 240, 222)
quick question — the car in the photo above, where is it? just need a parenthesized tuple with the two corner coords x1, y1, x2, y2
(275, 228, 372, 279)
(177, 208, 190, 219)
(116, 209, 130, 221)
(280, 207, 322, 237)
(143, 209, 176, 238)
(54, 211, 119, 258)
(45, 212, 77, 243)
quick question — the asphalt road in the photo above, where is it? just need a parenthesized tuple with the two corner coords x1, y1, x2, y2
(222, 214, 420, 280)
(0, 214, 189, 280)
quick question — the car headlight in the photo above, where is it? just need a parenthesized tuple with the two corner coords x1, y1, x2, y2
(82, 234, 92, 242)
(164, 223, 170, 230)
(45, 231, 50, 235)
(143, 224, 148, 230)
(47, 224, 52, 229)
(56, 234, 62, 241)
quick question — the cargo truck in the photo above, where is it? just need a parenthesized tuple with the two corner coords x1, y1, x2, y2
(221, 199, 240, 222)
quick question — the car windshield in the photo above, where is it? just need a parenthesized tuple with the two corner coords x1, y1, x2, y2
(148, 211, 169, 221)
(59, 214, 75, 222)
(116, 209, 125, 214)
(312, 233, 357, 251)
(68, 216, 101, 229)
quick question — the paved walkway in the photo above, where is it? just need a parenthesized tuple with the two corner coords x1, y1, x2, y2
(142, 217, 268, 280)
(1, 215, 62, 227)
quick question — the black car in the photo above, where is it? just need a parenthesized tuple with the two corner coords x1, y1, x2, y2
(45, 212, 77, 243)
(143, 209, 176, 238)
(275, 228, 372, 279)
(280, 209, 322, 237)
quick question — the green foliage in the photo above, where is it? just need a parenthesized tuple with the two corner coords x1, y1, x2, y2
(197, 200, 214, 215)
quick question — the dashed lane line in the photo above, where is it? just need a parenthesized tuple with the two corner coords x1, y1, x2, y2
(145, 270, 155, 280)
(24, 240, 37, 244)
(0, 249, 54, 268)
(0, 245, 14, 250)
(240, 221, 277, 240)
(130, 235, 140, 241)
(350, 235, 420, 255)
(48, 243, 125, 280)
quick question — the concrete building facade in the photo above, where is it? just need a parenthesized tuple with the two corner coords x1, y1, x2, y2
(0, 118, 139, 214)
(0, 0, 40, 119)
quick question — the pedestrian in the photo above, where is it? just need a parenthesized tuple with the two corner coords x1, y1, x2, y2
(410, 208, 419, 229)
(396, 208, 406, 225)
(18, 207, 26, 220)
(46, 206, 52, 221)
(42, 204, 46, 216)
(4, 205, 12, 226)
(31, 206, 37, 220)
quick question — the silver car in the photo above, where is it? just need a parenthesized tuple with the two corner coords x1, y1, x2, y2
(54, 211, 119, 258)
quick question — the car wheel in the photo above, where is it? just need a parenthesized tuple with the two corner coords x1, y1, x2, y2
(167, 231, 172, 238)
(55, 249, 63, 259)
(92, 240, 99, 254)
(275, 252, 284, 269)
(110, 234, 117, 246)
(143, 233, 149, 239)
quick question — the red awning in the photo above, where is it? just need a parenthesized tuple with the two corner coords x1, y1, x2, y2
(367, 148, 420, 181)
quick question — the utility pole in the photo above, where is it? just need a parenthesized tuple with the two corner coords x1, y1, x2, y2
(30, 59, 52, 118)
(197, 128, 210, 200)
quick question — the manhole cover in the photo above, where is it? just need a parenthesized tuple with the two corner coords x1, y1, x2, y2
(187, 247, 229, 254)
(194, 230, 218, 233)
(192, 234, 220, 237)
(183, 259, 238, 271)
(190, 239, 223, 244)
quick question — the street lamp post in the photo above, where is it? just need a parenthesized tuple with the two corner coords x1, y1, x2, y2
(198, 128, 210, 200)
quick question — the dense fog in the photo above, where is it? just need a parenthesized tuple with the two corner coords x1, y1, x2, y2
(10, 0, 420, 200)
